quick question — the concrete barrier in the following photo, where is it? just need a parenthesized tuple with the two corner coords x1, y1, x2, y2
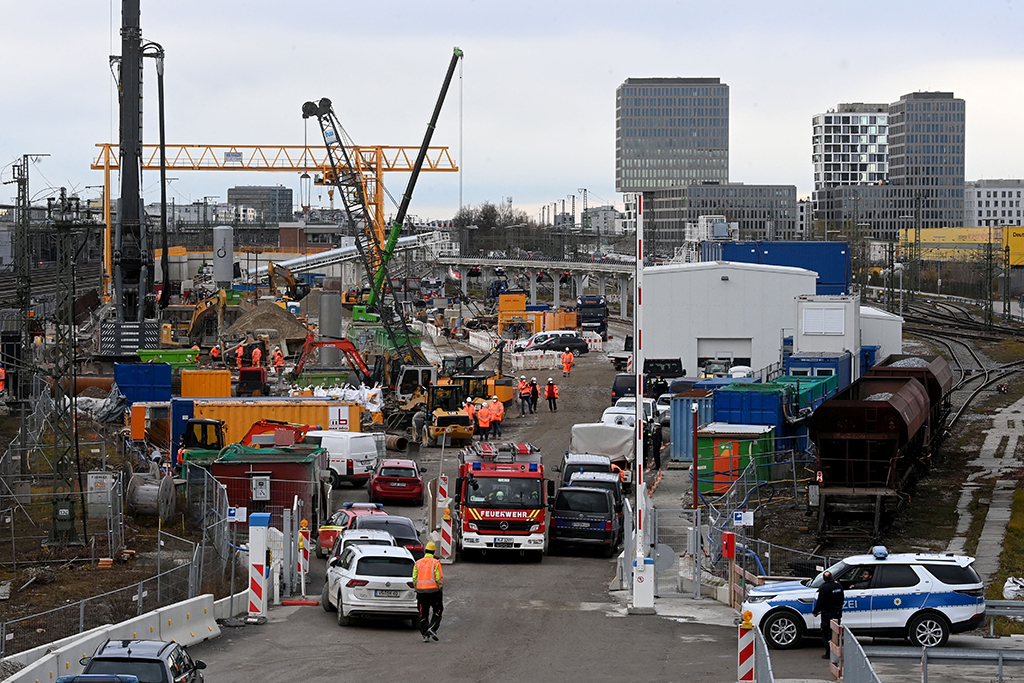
(213, 590, 249, 620)
(2, 595, 221, 683)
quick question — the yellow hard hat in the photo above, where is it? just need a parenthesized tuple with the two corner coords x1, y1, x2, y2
(425, 541, 437, 553)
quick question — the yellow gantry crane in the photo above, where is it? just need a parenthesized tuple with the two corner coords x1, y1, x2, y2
(90, 143, 458, 300)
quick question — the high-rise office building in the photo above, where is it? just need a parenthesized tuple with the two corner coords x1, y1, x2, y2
(615, 77, 729, 193)
(813, 91, 965, 240)
(812, 103, 890, 191)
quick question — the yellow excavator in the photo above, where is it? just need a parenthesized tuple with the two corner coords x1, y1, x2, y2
(267, 262, 312, 301)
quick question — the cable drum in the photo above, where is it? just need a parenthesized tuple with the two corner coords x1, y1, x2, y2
(127, 473, 177, 523)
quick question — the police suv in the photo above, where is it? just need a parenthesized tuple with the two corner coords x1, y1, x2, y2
(742, 547, 985, 649)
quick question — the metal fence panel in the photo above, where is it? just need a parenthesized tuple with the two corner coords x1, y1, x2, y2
(842, 625, 882, 683)
(653, 508, 698, 597)
(754, 626, 776, 683)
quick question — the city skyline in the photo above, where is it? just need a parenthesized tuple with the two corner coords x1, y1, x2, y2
(1, 0, 1022, 222)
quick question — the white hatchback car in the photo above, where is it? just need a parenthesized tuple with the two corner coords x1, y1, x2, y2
(742, 547, 985, 649)
(321, 544, 418, 626)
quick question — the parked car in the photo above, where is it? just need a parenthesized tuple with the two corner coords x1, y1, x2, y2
(568, 471, 624, 535)
(316, 502, 387, 559)
(614, 396, 656, 422)
(321, 544, 418, 627)
(354, 515, 425, 559)
(742, 546, 985, 650)
(368, 458, 425, 506)
(655, 393, 673, 419)
(530, 334, 589, 355)
(513, 330, 580, 353)
(601, 406, 636, 427)
(301, 430, 380, 488)
(328, 529, 397, 562)
(610, 373, 635, 405)
(548, 486, 620, 557)
(81, 640, 206, 683)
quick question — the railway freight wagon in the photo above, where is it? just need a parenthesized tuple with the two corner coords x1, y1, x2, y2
(863, 354, 952, 446)
(808, 374, 933, 538)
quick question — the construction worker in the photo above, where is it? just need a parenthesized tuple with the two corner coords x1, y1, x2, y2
(545, 378, 559, 412)
(518, 375, 530, 417)
(529, 378, 539, 414)
(272, 346, 285, 373)
(490, 396, 504, 437)
(412, 407, 428, 444)
(412, 541, 444, 642)
(476, 399, 491, 441)
(210, 344, 221, 365)
(561, 348, 574, 377)
(0, 364, 5, 394)
(464, 397, 477, 432)
(235, 342, 246, 368)
(250, 344, 263, 368)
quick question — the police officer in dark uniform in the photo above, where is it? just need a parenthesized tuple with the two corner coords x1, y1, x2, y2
(812, 570, 845, 659)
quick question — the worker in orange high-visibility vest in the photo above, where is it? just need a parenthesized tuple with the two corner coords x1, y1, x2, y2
(561, 348, 574, 377)
(476, 400, 491, 441)
(272, 347, 285, 372)
(235, 342, 246, 368)
(464, 397, 477, 433)
(0, 365, 5, 394)
(490, 396, 504, 437)
(517, 375, 530, 417)
(210, 344, 221, 365)
(250, 345, 263, 367)
(545, 378, 559, 412)
(412, 541, 444, 642)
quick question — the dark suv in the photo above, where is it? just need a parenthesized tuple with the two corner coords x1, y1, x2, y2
(549, 487, 619, 557)
(531, 335, 589, 355)
(82, 640, 206, 683)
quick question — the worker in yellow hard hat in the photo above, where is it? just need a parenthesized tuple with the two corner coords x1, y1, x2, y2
(412, 540, 444, 642)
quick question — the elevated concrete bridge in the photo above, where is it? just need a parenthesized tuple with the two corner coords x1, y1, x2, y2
(437, 255, 635, 315)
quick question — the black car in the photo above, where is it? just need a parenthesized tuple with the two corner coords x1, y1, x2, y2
(353, 515, 425, 559)
(532, 335, 589, 355)
(82, 640, 206, 683)
(548, 487, 620, 557)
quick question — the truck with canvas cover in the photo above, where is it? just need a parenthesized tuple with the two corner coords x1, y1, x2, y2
(569, 422, 635, 490)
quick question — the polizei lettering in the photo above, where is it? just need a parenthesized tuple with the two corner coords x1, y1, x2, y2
(478, 510, 531, 519)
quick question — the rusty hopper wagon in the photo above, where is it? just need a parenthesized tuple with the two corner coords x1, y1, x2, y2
(809, 373, 934, 539)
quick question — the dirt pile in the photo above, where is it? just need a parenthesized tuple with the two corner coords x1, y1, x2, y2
(225, 301, 311, 344)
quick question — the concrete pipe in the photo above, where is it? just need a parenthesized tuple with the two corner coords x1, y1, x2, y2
(384, 435, 408, 452)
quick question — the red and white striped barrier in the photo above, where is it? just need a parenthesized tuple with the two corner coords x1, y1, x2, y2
(438, 475, 448, 500)
(738, 611, 754, 681)
(248, 513, 271, 616)
(440, 507, 454, 563)
(582, 332, 604, 352)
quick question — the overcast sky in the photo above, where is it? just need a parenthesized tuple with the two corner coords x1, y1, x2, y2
(2, 0, 1022, 223)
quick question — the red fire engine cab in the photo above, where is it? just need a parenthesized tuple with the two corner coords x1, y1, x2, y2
(453, 442, 553, 562)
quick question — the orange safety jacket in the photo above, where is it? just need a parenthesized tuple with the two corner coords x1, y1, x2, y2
(273, 351, 284, 367)
(476, 406, 491, 427)
(251, 348, 263, 366)
(210, 346, 220, 359)
(492, 402, 504, 420)
(545, 384, 559, 399)
(518, 380, 529, 397)
(412, 554, 443, 592)
(0, 366, 5, 392)
(465, 403, 476, 420)
(561, 351, 574, 366)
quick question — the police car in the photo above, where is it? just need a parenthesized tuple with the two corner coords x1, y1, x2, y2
(742, 547, 985, 649)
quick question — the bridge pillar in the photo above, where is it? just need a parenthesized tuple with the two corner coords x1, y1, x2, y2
(529, 271, 538, 306)
(460, 267, 468, 298)
(617, 275, 629, 317)
(573, 273, 586, 299)
(550, 270, 561, 309)
(597, 274, 607, 298)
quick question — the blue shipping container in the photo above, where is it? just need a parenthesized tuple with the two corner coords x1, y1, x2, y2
(713, 386, 784, 431)
(170, 398, 196, 454)
(784, 351, 852, 390)
(701, 241, 850, 295)
(114, 363, 173, 405)
(670, 393, 714, 462)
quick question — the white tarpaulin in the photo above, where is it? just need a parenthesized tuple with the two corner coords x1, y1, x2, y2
(570, 423, 635, 463)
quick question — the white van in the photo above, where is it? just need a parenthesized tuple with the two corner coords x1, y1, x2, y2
(302, 430, 381, 487)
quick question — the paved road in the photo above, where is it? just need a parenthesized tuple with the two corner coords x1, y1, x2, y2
(188, 341, 849, 682)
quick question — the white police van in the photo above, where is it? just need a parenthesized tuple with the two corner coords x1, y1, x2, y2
(741, 547, 985, 649)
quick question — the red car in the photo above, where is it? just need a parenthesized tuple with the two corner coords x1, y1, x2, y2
(315, 502, 387, 558)
(368, 459, 425, 506)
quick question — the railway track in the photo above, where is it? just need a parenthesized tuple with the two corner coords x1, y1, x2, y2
(0, 263, 103, 309)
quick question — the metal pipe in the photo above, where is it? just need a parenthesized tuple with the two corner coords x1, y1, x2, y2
(384, 435, 408, 452)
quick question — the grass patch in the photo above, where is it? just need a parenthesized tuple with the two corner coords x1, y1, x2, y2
(986, 488, 1024, 635)
(982, 339, 1024, 365)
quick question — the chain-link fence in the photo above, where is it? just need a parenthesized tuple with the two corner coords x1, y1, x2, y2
(652, 508, 699, 597)
(182, 464, 230, 595)
(0, 561, 194, 658)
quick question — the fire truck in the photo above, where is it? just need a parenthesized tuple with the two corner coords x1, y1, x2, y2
(452, 442, 553, 562)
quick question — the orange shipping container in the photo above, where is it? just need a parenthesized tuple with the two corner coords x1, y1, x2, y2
(189, 398, 362, 444)
(181, 369, 232, 397)
(498, 293, 527, 312)
(543, 310, 577, 331)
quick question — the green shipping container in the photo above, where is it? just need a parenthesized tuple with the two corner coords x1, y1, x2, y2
(696, 423, 775, 495)
(137, 348, 200, 369)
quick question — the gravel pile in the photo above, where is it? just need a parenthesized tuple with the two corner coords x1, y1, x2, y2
(890, 357, 930, 368)
(226, 301, 311, 343)
(865, 392, 894, 401)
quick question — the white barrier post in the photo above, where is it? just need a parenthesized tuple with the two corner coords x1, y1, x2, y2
(248, 512, 271, 616)
(738, 610, 755, 681)
(298, 519, 310, 598)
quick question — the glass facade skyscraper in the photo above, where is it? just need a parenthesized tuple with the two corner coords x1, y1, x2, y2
(615, 77, 729, 193)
